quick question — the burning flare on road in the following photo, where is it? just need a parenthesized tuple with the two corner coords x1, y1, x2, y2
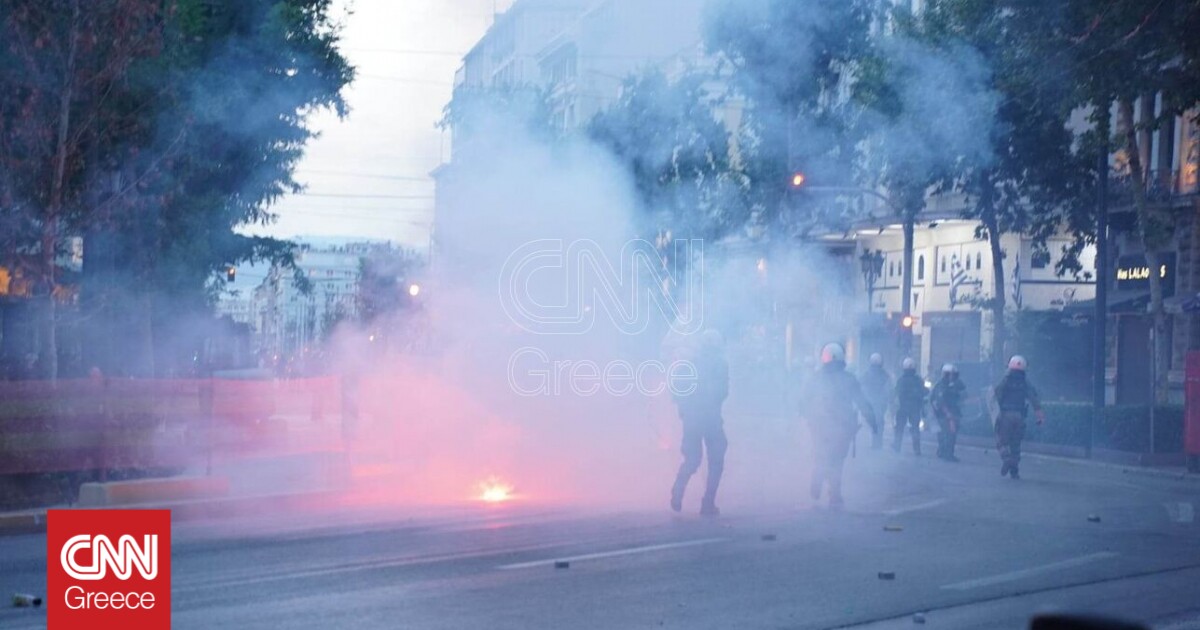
(478, 477, 515, 503)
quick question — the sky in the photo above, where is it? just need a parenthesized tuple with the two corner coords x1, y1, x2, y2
(241, 0, 516, 249)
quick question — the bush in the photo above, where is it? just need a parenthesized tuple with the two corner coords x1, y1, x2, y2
(960, 401, 1185, 453)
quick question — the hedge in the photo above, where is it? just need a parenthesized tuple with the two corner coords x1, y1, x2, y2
(960, 402, 1185, 453)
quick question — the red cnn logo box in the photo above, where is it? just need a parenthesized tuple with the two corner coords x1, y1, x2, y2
(47, 509, 171, 630)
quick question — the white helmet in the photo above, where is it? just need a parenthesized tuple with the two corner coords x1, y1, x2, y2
(901, 357, 916, 371)
(821, 343, 846, 364)
(942, 363, 958, 374)
(1008, 355, 1027, 371)
(869, 353, 883, 366)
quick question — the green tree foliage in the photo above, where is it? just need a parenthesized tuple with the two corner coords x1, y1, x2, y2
(0, 0, 353, 377)
(897, 1, 1093, 372)
(704, 0, 876, 236)
(1051, 0, 1200, 402)
(588, 68, 743, 241)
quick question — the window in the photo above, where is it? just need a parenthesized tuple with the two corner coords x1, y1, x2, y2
(976, 252, 983, 270)
(1031, 249, 1050, 269)
(917, 255, 925, 281)
(941, 257, 947, 273)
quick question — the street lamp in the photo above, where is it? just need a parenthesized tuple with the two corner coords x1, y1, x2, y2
(859, 249, 884, 312)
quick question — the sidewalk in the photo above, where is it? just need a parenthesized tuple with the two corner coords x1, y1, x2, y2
(931, 433, 1199, 481)
(0, 446, 353, 536)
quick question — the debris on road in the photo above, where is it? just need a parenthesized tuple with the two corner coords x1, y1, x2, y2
(884, 525, 904, 532)
(1087, 515, 1102, 523)
(12, 593, 42, 608)
(762, 534, 777, 542)
(878, 571, 896, 580)
(912, 612, 927, 624)
(554, 561, 571, 569)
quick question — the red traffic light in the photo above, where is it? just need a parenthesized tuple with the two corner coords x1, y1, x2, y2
(226, 267, 236, 282)
(901, 315, 915, 329)
(790, 172, 807, 188)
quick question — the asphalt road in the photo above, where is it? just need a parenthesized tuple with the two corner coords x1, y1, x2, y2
(2, 446, 1198, 630)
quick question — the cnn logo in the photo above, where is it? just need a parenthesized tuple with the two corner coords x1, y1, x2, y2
(48, 510, 171, 630)
(61, 534, 158, 581)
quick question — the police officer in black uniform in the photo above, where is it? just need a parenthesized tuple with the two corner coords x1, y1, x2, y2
(931, 363, 967, 462)
(993, 355, 1044, 480)
(800, 343, 878, 509)
(892, 358, 928, 455)
(860, 353, 891, 450)
(670, 330, 730, 516)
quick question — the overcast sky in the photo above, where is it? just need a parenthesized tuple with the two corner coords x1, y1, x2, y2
(241, 0, 516, 249)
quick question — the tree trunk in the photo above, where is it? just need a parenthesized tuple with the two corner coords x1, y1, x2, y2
(1119, 98, 1170, 405)
(979, 171, 1006, 379)
(41, 0, 83, 381)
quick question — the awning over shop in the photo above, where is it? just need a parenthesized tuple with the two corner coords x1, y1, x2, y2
(1067, 292, 1151, 315)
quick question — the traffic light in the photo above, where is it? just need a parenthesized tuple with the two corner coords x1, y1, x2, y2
(226, 267, 236, 282)
(898, 314, 915, 353)
(790, 172, 807, 189)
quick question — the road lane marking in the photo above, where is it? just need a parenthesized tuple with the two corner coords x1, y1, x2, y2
(497, 538, 729, 570)
(942, 552, 1118, 591)
(882, 499, 947, 517)
(1165, 502, 1194, 523)
(176, 540, 579, 592)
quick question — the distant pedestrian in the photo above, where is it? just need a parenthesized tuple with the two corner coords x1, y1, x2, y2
(931, 363, 966, 462)
(892, 358, 928, 455)
(992, 355, 1044, 480)
(860, 353, 890, 451)
(800, 343, 878, 509)
(670, 329, 730, 517)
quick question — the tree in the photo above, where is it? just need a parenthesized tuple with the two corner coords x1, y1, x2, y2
(1057, 0, 1200, 403)
(704, 0, 877, 238)
(588, 68, 744, 242)
(898, 1, 1092, 375)
(1, 0, 353, 377)
(0, 0, 164, 379)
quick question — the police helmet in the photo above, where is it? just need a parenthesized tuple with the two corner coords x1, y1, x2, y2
(821, 343, 846, 364)
(1008, 355, 1028, 371)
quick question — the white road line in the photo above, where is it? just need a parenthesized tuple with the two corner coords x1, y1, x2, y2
(942, 552, 1119, 591)
(497, 538, 729, 570)
(176, 541, 575, 592)
(882, 499, 948, 517)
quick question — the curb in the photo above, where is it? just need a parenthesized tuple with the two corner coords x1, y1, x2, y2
(78, 476, 231, 507)
(0, 510, 46, 535)
(936, 435, 1200, 482)
(0, 488, 345, 536)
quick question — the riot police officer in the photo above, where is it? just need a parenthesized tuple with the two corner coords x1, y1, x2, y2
(860, 353, 891, 451)
(931, 363, 967, 462)
(993, 355, 1044, 480)
(799, 343, 878, 509)
(892, 358, 928, 455)
(670, 330, 730, 516)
